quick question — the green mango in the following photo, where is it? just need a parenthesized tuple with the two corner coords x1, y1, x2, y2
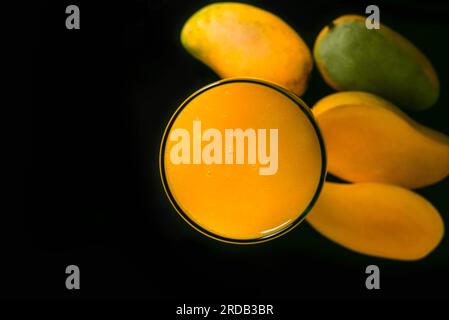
(314, 15, 439, 110)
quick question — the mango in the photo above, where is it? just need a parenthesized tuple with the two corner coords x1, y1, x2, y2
(314, 15, 439, 110)
(307, 182, 444, 260)
(313, 92, 449, 189)
(180, 3, 313, 96)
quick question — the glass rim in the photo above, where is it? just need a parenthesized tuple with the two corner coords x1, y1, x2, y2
(159, 77, 327, 244)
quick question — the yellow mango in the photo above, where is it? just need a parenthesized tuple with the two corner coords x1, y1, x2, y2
(313, 92, 449, 189)
(180, 2, 313, 96)
(307, 182, 444, 261)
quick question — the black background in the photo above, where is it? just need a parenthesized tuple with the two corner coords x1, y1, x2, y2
(24, 0, 449, 304)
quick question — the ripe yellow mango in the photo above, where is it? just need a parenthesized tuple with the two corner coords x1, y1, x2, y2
(180, 3, 313, 96)
(307, 182, 444, 260)
(314, 15, 439, 110)
(313, 92, 449, 189)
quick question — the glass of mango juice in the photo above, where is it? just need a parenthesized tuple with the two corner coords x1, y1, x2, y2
(160, 78, 326, 244)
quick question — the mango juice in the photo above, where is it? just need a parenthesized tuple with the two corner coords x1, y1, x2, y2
(160, 79, 326, 243)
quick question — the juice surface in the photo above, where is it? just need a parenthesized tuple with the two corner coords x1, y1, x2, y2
(161, 80, 325, 242)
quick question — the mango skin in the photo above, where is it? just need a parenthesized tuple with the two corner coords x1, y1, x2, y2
(313, 92, 449, 189)
(307, 182, 444, 261)
(181, 3, 313, 96)
(314, 15, 439, 110)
